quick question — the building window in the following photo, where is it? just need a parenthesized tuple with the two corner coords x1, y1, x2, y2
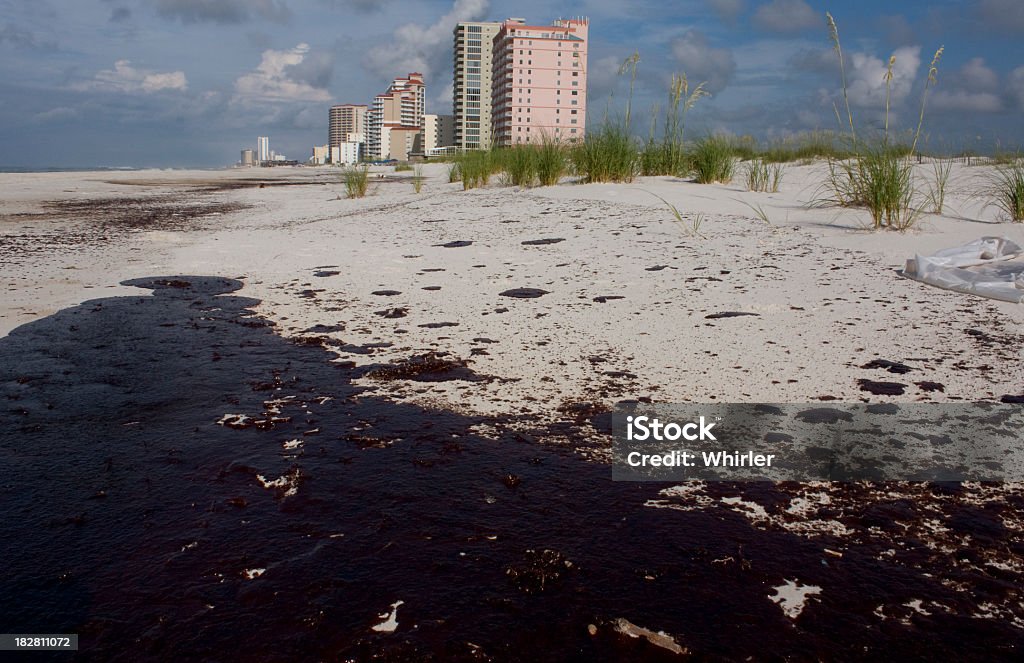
(571, 119, 577, 124)
(571, 110, 577, 114)
(571, 90, 578, 95)
(468, 25, 481, 32)
(572, 81, 578, 86)
(571, 100, 577, 105)
(571, 128, 577, 133)
(572, 71, 578, 76)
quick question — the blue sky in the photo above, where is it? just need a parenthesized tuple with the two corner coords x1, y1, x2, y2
(1, 0, 1022, 167)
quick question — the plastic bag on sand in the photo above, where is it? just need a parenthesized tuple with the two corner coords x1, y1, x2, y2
(903, 236, 1024, 303)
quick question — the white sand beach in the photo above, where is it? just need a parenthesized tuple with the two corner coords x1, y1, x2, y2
(3, 162, 1022, 423)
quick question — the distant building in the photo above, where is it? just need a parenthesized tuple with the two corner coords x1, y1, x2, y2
(257, 136, 270, 162)
(367, 73, 425, 160)
(329, 104, 367, 149)
(419, 114, 456, 156)
(491, 17, 589, 147)
(334, 142, 361, 165)
(240, 149, 256, 166)
(453, 21, 501, 150)
(311, 145, 330, 165)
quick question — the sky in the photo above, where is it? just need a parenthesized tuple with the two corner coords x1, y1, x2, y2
(0, 0, 1022, 168)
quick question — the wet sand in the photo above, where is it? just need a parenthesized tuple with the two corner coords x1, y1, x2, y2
(1, 165, 1023, 659)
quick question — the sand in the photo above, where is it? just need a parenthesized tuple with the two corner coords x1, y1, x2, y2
(3, 161, 1022, 422)
(3, 161, 1024, 655)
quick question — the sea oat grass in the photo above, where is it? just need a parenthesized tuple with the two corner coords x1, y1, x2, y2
(984, 161, 1024, 221)
(571, 124, 638, 183)
(343, 165, 369, 198)
(692, 136, 734, 184)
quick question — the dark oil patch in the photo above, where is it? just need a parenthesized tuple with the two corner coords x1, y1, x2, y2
(862, 359, 913, 375)
(706, 311, 760, 319)
(500, 288, 549, 298)
(857, 379, 907, 396)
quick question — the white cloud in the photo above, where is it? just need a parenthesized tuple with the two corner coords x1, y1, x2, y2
(362, 0, 488, 83)
(33, 106, 79, 123)
(931, 90, 1003, 113)
(670, 30, 736, 94)
(233, 43, 332, 103)
(931, 57, 1003, 113)
(845, 46, 921, 108)
(708, 0, 745, 23)
(957, 57, 999, 92)
(753, 0, 821, 34)
(73, 60, 188, 93)
(1009, 66, 1024, 109)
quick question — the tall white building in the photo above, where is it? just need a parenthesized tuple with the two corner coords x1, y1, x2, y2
(366, 73, 425, 160)
(257, 136, 270, 162)
(453, 21, 501, 150)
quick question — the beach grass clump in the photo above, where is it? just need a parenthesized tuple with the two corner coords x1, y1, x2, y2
(412, 165, 424, 194)
(343, 165, 369, 198)
(535, 138, 568, 186)
(926, 158, 952, 214)
(571, 124, 638, 183)
(983, 160, 1024, 221)
(394, 163, 413, 172)
(744, 159, 785, 192)
(761, 131, 848, 163)
(447, 161, 461, 183)
(503, 144, 537, 187)
(457, 150, 494, 190)
(639, 73, 708, 177)
(856, 147, 920, 229)
(691, 136, 734, 184)
(819, 12, 943, 230)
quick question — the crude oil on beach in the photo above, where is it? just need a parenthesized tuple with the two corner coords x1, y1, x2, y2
(2, 163, 1023, 660)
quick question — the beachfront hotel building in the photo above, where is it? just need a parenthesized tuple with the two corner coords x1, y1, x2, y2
(366, 73, 425, 160)
(329, 104, 366, 147)
(452, 21, 501, 150)
(419, 113, 456, 155)
(256, 136, 270, 163)
(491, 17, 588, 147)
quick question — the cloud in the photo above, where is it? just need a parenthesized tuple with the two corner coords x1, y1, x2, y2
(957, 57, 999, 92)
(844, 46, 921, 109)
(976, 0, 1024, 34)
(708, 0, 745, 23)
(233, 43, 332, 103)
(1009, 66, 1024, 109)
(155, 0, 291, 25)
(322, 0, 386, 12)
(73, 60, 188, 93)
(931, 90, 1003, 113)
(930, 57, 1003, 113)
(753, 0, 821, 34)
(669, 30, 736, 94)
(876, 14, 916, 46)
(33, 107, 79, 123)
(0, 23, 55, 50)
(109, 7, 132, 23)
(362, 0, 488, 83)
